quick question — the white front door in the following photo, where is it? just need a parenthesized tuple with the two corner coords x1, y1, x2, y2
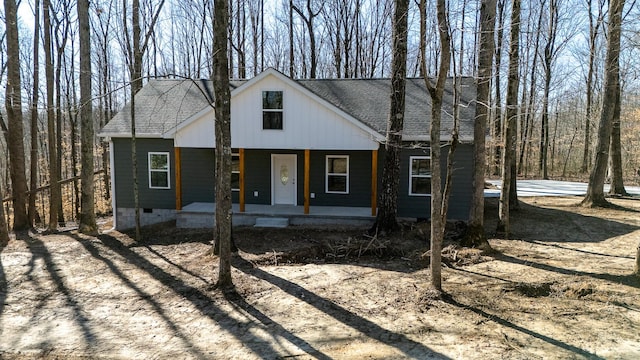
(272, 154, 297, 205)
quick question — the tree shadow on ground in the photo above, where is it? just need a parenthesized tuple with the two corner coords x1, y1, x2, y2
(76, 233, 332, 359)
(79, 232, 449, 359)
(443, 295, 606, 359)
(485, 199, 640, 243)
(14, 232, 97, 351)
(232, 255, 451, 359)
(491, 251, 640, 289)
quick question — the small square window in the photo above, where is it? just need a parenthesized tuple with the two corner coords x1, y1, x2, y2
(262, 91, 283, 130)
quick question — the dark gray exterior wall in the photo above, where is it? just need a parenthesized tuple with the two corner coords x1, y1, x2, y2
(112, 139, 472, 221)
(308, 150, 372, 207)
(241, 149, 373, 207)
(181, 148, 215, 204)
(112, 138, 176, 209)
(394, 143, 473, 220)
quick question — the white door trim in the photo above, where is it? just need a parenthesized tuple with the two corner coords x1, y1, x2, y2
(271, 154, 297, 205)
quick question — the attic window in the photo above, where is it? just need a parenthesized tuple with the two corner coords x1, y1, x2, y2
(262, 91, 283, 130)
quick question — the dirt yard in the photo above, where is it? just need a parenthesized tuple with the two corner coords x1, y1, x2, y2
(1, 196, 639, 359)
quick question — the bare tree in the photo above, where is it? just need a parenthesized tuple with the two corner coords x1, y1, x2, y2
(78, 0, 98, 235)
(29, 0, 42, 227)
(608, 81, 627, 196)
(420, 0, 451, 292)
(371, 0, 408, 235)
(292, 0, 322, 78)
(44, 0, 61, 232)
(539, 0, 560, 180)
(580, 0, 605, 174)
(582, 0, 625, 207)
(213, 0, 234, 290)
(122, 0, 166, 240)
(467, 0, 496, 249)
(4, 0, 30, 231)
(517, 1, 543, 176)
(491, 0, 507, 176)
(496, 0, 521, 237)
(0, 179, 8, 245)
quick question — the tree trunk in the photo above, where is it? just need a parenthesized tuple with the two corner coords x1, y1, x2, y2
(608, 84, 627, 196)
(54, 19, 68, 226)
(419, 0, 451, 292)
(492, 0, 506, 176)
(29, 0, 41, 227)
(0, 181, 9, 246)
(467, 0, 496, 249)
(581, 0, 604, 174)
(78, 0, 98, 235)
(292, 0, 321, 79)
(4, 0, 29, 231)
(634, 241, 640, 276)
(582, 0, 624, 207)
(540, 0, 558, 180)
(213, 0, 234, 290)
(496, 0, 521, 238)
(43, 0, 60, 232)
(371, 0, 408, 235)
(289, 0, 294, 77)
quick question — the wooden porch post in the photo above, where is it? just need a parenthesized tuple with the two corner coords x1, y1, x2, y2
(175, 147, 182, 210)
(371, 149, 378, 216)
(304, 149, 310, 214)
(239, 148, 245, 212)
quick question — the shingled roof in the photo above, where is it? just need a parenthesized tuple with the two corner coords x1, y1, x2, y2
(99, 74, 475, 142)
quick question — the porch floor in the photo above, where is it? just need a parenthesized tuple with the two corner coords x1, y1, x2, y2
(178, 202, 374, 228)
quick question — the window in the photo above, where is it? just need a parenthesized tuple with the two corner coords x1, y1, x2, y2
(326, 155, 349, 194)
(231, 153, 240, 191)
(149, 152, 170, 189)
(262, 90, 283, 129)
(409, 156, 431, 196)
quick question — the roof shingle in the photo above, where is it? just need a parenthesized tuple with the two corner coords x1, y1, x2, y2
(99, 76, 475, 142)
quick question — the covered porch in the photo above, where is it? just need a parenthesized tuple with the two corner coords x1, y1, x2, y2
(177, 202, 375, 228)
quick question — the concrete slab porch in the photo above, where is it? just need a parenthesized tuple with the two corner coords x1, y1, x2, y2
(177, 202, 374, 228)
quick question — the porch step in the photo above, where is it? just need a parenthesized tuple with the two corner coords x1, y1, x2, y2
(254, 217, 289, 228)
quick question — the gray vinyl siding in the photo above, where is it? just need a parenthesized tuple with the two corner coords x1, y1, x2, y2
(243, 149, 281, 205)
(308, 151, 372, 207)
(395, 143, 473, 220)
(112, 138, 176, 209)
(241, 150, 372, 207)
(181, 148, 215, 204)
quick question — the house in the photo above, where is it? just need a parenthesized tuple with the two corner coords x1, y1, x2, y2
(99, 68, 476, 230)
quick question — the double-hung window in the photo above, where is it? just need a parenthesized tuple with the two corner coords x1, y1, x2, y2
(231, 153, 240, 191)
(262, 91, 283, 129)
(149, 152, 170, 189)
(326, 155, 349, 194)
(409, 156, 431, 196)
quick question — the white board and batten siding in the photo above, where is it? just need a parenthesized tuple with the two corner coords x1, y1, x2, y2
(170, 71, 381, 150)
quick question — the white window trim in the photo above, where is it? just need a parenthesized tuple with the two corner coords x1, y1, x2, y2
(325, 155, 349, 194)
(409, 155, 431, 197)
(262, 90, 284, 130)
(232, 152, 240, 192)
(148, 152, 171, 189)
